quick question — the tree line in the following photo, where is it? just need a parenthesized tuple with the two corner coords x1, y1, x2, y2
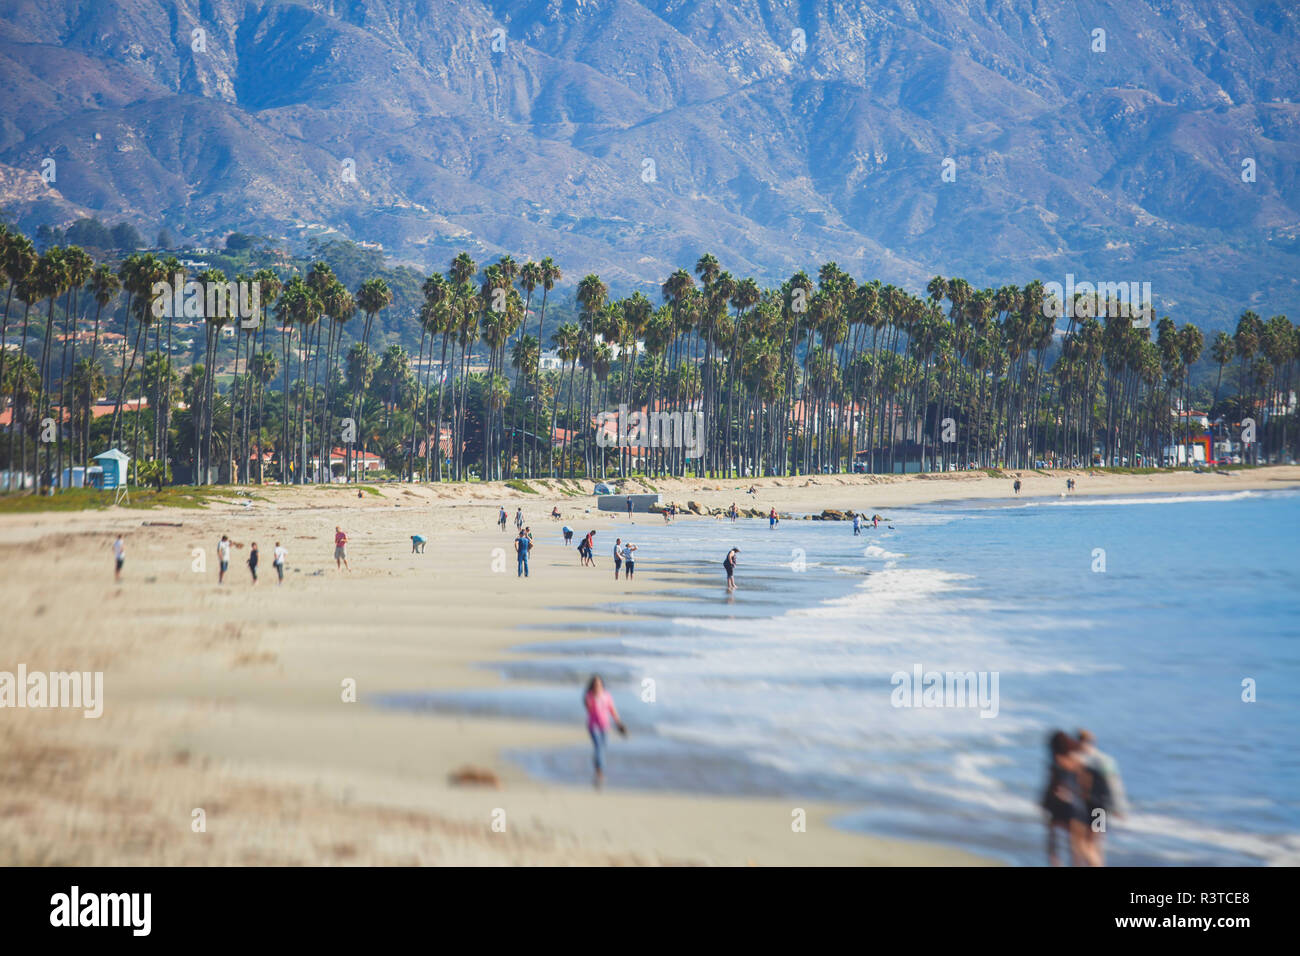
(1, 224, 1296, 491)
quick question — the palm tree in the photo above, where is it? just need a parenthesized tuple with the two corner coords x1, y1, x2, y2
(532, 257, 561, 475)
(1, 231, 36, 490)
(477, 264, 509, 478)
(449, 280, 481, 480)
(780, 271, 812, 474)
(193, 267, 233, 483)
(250, 348, 277, 482)
(419, 273, 451, 481)
(1262, 314, 1293, 459)
(86, 266, 120, 373)
(575, 274, 608, 476)
(660, 268, 695, 475)
(273, 275, 324, 483)
(30, 247, 71, 491)
(155, 255, 184, 471)
(551, 322, 581, 478)
(109, 253, 162, 451)
(1233, 311, 1264, 455)
(2, 352, 39, 488)
(304, 263, 338, 482)
(513, 260, 542, 473)
(1210, 331, 1234, 412)
(250, 270, 282, 483)
(51, 246, 93, 486)
(407, 290, 439, 480)
(348, 278, 393, 479)
(508, 332, 539, 474)
(718, 276, 760, 476)
(1177, 323, 1203, 453)
(295, 280, 325, 482)
(69, 357, 106, 467)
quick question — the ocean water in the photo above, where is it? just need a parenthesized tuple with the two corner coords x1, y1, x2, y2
(383, 488, 1300, 866)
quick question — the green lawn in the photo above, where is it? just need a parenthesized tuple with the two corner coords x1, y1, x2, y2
(0, 486, 228, 513)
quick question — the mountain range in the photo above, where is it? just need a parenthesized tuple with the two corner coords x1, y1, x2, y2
(1, 0, 1298, 327)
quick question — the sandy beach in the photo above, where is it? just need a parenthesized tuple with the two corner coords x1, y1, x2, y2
(3, 465, 1297, 866)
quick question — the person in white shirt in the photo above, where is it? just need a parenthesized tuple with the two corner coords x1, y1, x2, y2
(272, 541, 287, 584)
(217, 535, 231, 583)
(112, 535, 125, 581)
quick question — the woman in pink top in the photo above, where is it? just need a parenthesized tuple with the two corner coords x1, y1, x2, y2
(584, 675, 626, 788)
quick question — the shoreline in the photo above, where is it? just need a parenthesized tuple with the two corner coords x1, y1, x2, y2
(3, 467, 1297, 865)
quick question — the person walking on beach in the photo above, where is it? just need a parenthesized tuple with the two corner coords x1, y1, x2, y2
(852, 512, 862, 536)
(579, 530, 597, 567)
(723, 547, 739, 591)
(334, 526, 350, 571)
(514, 507, 524, 531)
(621, 541, 637, 580)
(247, 542, 259, 584)
(613, 537, 623, 579)
(626, 495, 633, 519)
(217, 534, 231, 584)
(1040, 730, 1093, 867)
(1013, 478, 1022, 495)
(1078, 728, 1127, 866)
(272, 541, 287, 584)
(583, 674, 626, 789)
(515, 528, 532, 577)
(729, 502, 738, 522)
(498, 507, 508, 532)
(112, 535, 125, 582)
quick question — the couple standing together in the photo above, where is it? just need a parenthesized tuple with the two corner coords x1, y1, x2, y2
(1041, 728, 1128, 866)
(514, 526, 534, 576)
(613, 538, 637, 579)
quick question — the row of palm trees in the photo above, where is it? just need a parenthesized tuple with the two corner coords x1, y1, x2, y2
(2, 221, 1297, 491)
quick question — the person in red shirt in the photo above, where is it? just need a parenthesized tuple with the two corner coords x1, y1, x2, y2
(334, 526, 350, 571)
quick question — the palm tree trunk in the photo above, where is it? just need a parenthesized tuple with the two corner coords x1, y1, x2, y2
(110, 297, 142, 448)
(408, 322, 429, 479)
(56, 287, 78, 489)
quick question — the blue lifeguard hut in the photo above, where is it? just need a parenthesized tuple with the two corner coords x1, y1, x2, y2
(93, 448, 130, 504)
